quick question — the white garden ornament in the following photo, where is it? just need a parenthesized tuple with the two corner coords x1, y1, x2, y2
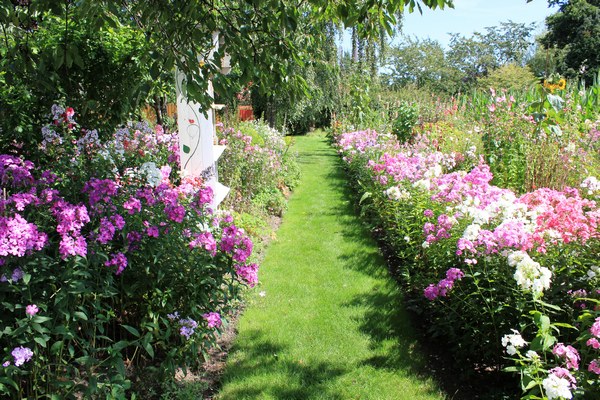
(176, 31, 230, 209)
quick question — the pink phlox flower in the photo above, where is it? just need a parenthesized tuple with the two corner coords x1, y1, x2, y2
(0, 214, 48, 257)
(549, 367, 577, 388)
(123, 197, 142, 215)
(589, 360, 600, 375)
(203, 312, 222, 329)
(189, 231, 217, 256)
(552, 343, 580, 370)
(591, 317, 600, 338)
(587, 338, 600, 349)
(235, 263, 259, 287)
(26, 304, 39, 316)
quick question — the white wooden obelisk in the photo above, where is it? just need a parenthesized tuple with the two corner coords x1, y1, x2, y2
(176, 32, 229, 208)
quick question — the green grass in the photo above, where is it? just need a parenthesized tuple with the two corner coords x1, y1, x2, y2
(217, 131, 444, 400)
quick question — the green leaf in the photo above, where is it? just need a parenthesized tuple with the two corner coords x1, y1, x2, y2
(143, 341, 154, 358)
(122, 325, 140, 338)
(34, 336, 48, 348)
(359, 191, 372, 204)
(73, 311, 88, 321)
(183, 144, 190, 154)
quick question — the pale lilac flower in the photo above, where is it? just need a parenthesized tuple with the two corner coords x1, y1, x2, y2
(11, 346, 33, 366)
(26, 304, 39, 316)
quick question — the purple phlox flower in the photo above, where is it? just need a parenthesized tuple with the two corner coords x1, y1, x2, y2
(189, 231, 217, 256)
(178, 318, 198, 339)
(146, 225, 159, 238)
(167, 311, 180, 320)
(11, 268, 24, 282)
(0, 155, 35, 188)
(2, 361, 10, 367)
(203, 312, 222, 329)
(11, 346, 33, 367)
(104, 252, 128, 275)
(424, 284, 439, 300)
(0, 214, 48, 257)
(97, 217, 116, 244)
(83, 178, 119, 206)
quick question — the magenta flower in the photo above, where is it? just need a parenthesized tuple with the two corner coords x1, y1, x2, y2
(26, 304, 39, 316)
(203, 312, 222, 328)
(123, 197, 142, 215)
(104, 252, 128, 275)
(235, 263, 259, 287)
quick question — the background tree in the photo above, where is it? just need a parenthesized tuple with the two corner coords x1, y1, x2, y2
(0, 0, 454, 152)
(540, 0, 600, 82)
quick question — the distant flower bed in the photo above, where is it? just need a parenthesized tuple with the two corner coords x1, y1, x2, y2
(217, 120, 300, 217)
(335, 128, 600, 399)
(0, 106, 258, 397)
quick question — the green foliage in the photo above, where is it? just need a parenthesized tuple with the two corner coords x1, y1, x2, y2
(392, 101, 419, 143)
(217, 120, 300, 217)
(0, 109, 257, 398)
(477, 64, 538, 92)
(541, 0, 600, 83)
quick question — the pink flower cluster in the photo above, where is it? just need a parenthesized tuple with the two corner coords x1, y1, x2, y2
(202, 312, 222, 329)
(424, 268, 465, 300)
(552, 343, 580, 370)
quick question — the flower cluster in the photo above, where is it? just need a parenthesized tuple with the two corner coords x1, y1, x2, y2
(424, 268, 465, 300)
(501, 329, 527, 356)
(508, 251, 552, 297)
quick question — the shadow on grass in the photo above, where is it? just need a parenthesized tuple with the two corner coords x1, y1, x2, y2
(316, 146, 442, 390)
(219, 329, 346, 400)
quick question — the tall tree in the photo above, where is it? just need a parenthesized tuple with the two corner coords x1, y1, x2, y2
(540, 0, 600, 81)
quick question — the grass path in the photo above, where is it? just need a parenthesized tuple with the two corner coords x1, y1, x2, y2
(217, 133, 444, 400)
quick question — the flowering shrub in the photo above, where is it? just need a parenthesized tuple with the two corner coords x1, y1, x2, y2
(334, 127, 600, 397)
(216, 120, 300, 217)
(0, 106, 258, 397)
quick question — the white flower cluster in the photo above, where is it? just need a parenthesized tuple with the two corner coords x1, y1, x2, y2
(501, 329, 527, 355)
(140, 162, 163, 187)
(588, 265, 600, 280)
(462, 223, 481, 241)
(542, 374, 573, 400)
(508, 251, 552, 296)
(424, 164, 443, 179)
(384, 186, 411, 201)
(581, 176, 600, 197)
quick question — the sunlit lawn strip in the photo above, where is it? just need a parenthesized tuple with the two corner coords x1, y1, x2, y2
(217, 132, 444, 400)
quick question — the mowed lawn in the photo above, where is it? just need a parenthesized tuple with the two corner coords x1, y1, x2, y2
(217, 132, 444, 400)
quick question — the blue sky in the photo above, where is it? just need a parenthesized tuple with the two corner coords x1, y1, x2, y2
(401, 0, 558, 48)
